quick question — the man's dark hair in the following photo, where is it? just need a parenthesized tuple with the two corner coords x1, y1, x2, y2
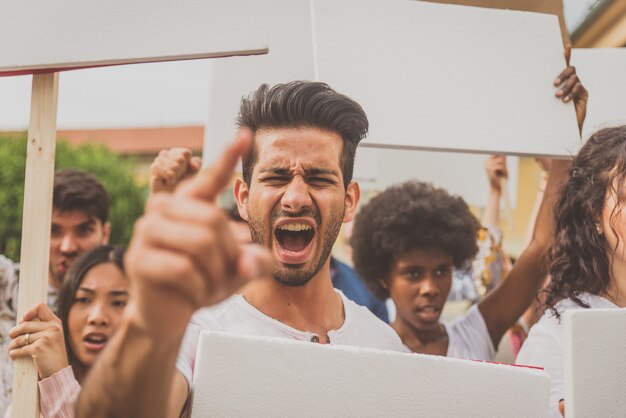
(53, 169, 109, 224)
(237, 81, 368, 188)
(350, 181, 480, 300)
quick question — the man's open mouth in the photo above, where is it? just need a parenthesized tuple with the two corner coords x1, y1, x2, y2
(274, 220, 315, 264)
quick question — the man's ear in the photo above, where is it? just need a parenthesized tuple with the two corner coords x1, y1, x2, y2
(343, 181, 361, 223)
(102, 222, 111, 245)
(234, 178, 250, 221)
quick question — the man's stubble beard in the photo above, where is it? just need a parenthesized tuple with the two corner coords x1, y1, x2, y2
(248, 205, 345, 287)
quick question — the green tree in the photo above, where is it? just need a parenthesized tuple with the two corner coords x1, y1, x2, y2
(0, 133, 146, 261)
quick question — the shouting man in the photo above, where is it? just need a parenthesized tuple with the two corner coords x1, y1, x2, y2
(77, 81, 403, 418)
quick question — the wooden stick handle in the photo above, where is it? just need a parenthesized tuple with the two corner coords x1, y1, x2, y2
(12, 72, 59, 418)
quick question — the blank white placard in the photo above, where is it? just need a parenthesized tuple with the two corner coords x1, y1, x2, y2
(312, 0, 580, 157)
(0, 0, 268, 75)
(564, 309, 626, 418)
(571, 48, 626, 141)
(190, 332, 550, 418)
(203, 0, 519, 206)
(205, 0, 580, 169)
(354, 147, 519, 207)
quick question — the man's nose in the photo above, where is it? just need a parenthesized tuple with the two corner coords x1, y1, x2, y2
(59, 234, 78, 254)
(281, 177, 312, 213)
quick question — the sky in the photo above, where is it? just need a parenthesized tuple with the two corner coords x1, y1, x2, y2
(0, 60, 213, 130)
(0, 0, 603, 131)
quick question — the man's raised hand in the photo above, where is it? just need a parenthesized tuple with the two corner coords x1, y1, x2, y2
(126, 130, 272, 338)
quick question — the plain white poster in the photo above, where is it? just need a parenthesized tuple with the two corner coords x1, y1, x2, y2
(191, 332, 550, 418)
(0, 0, 268, 74)
(565, 309, 626, 418)
(312, 0, 580, 157)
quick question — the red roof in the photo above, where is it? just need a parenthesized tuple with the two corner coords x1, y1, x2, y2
(56, 126, 204, 155)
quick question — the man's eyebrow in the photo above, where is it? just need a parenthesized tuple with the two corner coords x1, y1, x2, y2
(76, 219, 97, 228)
(305, 168, 339, 177)
(259, 167, 291, 175)
(259, 167, 340, 177)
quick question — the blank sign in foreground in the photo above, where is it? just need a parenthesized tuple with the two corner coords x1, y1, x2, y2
(565, 309, 626, 418)
(191, 332, 549, 417)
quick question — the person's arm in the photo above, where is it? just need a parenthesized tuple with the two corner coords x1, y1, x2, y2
(516, 159, 552, 336)
(481, 155, 506, 229)
(38, 366, 81, 418)
(76, 316, 188, 418)
(478, 160, 569, 347)
(76, 131, 272, 418)
(478, 47, 588, 348)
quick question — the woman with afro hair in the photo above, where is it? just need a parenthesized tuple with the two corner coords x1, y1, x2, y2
(351, 164, 569, 361)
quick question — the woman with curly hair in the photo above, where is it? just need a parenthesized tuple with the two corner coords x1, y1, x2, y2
(350, 163, 567, 360)
(517, 126, 626, 418)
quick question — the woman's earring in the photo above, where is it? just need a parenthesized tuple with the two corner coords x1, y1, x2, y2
(596, 224, 603, 235)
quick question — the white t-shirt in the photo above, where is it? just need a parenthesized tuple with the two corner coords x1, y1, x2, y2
(391, 301, 494, 360)
(516, 293, 618, 418)
(444, 304, 495, 361)
(176, 291, 404, 386)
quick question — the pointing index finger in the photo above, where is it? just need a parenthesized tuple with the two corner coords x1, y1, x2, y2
(178, 129, 253, 201)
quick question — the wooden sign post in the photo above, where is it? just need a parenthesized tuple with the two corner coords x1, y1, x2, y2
(0, 1, 268, 416)
(12, 73, 59, 418)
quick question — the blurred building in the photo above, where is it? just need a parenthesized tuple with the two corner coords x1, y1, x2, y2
(56, 125, 203, 184)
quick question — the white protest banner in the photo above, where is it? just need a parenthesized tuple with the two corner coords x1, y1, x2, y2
(191, 332, 550, 417)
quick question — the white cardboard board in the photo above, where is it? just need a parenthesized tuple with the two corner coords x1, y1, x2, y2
(313, 0, 580, 157)
(571, 48, 626, 141)
(354, 147, 519, 207)
(0, 0, 268, 75)
(191, 332, 550, 418)
(204, 0, 579, 181)
(564, 309, 626, 418)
